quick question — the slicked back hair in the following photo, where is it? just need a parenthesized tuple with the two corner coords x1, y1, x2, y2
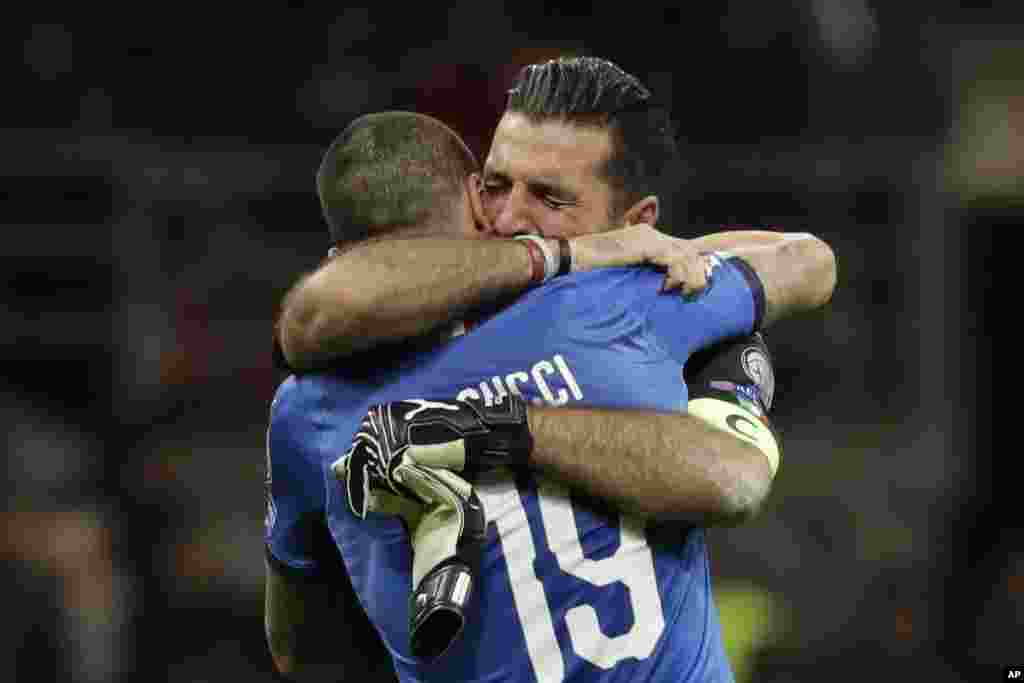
(317, 112, 479, 245)
(506, 57, 681, 226)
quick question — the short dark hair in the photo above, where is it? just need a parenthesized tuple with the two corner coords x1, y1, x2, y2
(506, 56, 680, 225)
(316, 112, 478, 245)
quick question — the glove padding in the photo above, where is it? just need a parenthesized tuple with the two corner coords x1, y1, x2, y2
(332, 395, 531, 661)
(685, 332, 781, 476)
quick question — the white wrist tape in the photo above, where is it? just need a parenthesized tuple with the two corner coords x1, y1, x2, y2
(514, 235, 557, 282)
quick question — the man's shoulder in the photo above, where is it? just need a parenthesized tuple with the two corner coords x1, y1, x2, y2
(269, 373, 340, 430)
(270, 374, 310, 416)
(492, 266, 664, 321)
(555, 265, 662, 292)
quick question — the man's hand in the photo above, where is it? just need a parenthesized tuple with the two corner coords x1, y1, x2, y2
(569, 223, 711, 296)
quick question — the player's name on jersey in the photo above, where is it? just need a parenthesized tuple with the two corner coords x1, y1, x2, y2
(455, 354, 583, 407)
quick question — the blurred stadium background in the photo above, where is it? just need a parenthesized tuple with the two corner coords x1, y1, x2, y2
(3, 3, 1017, 681)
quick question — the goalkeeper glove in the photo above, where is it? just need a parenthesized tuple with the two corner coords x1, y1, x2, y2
(336, 395, 534, 519)
(332, 394, 532, 661)
(685, 332, 781, 476)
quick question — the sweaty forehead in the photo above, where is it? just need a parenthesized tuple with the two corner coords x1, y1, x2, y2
(486, 113, 612, 182)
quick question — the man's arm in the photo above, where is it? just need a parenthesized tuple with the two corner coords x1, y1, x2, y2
(554, 236, 832, 523)
(278, 238, 535, 371)
(265, 556, 336, 680)
(526, 405, 772, 526)
(524, 236, 835, 523)
(344, 393, 778, 528)
(265, 554, 393, 681)
(693, 231, 837, 328)
(330, 235, 833, 526)
(278, 225, 709, 371)
(265, 403, 394, 681)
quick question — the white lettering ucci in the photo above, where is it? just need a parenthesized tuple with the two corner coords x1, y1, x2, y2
(505, 371, 529, 397)
(457, 387, 481, 402)
(553, 354, 583, 401)
(532, 360, 568, 406)
(478, 381, 495, 406)
(490, 377, 510, 405)
(453, 356, 582, 408)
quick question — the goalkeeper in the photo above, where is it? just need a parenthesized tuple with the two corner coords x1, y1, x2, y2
(264, 110, 834, 682)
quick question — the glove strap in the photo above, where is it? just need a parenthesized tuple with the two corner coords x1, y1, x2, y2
(410, 559, 475, 661)
(464, 428, 534, 471)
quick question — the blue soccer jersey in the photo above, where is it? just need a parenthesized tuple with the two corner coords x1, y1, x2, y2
(266, 256, 764, 682)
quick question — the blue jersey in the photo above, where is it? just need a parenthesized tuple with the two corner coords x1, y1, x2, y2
(266, 257, 764, 683)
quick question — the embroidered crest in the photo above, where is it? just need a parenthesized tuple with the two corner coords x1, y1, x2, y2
(740, 346, 775, 411)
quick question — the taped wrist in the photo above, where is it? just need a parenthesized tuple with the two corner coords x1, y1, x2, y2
(518, 237, 546, 284)
(514, 235, 570, 283)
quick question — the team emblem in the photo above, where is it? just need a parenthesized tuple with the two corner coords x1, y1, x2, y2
(741, 346, 775, 411)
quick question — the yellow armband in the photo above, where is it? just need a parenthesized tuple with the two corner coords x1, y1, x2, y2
(688, 397, 781, 477)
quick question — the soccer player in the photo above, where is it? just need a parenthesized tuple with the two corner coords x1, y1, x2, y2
(265, 113, 835, 681)
(277, 57, 726, 371)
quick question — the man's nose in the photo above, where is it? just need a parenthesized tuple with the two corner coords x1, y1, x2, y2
(490, 184, 536, 236)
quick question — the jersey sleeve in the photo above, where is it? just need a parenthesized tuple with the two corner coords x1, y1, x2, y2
(645, 253, 766, 363)
(264, 382, 328, 577)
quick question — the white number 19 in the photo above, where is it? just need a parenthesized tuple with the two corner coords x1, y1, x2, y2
(478, 477, 666, 682)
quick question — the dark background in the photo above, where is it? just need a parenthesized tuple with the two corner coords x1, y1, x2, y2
(3, 3, 1016, 681)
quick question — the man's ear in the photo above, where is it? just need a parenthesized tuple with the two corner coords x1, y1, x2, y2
(466, 173, 491, 233)
(622, 195, 659, 227)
